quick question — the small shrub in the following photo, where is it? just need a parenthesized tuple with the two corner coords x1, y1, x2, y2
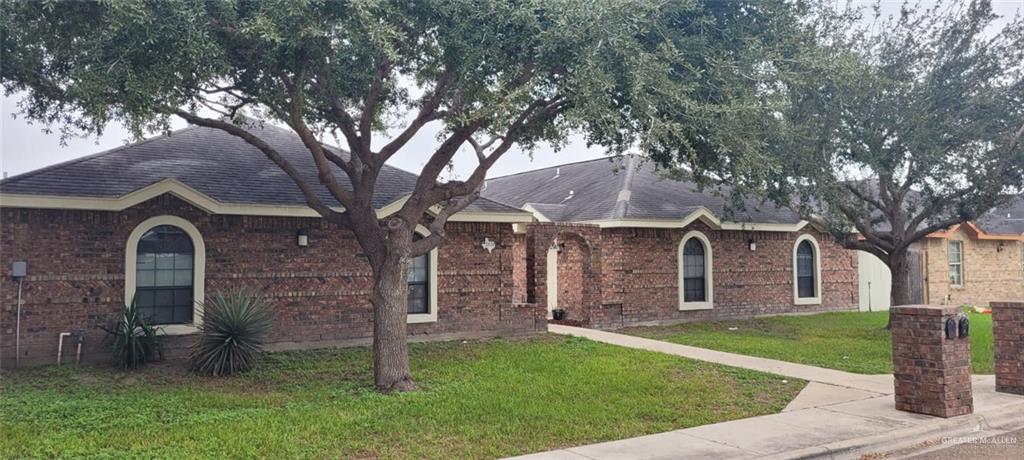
(101, 298, 162, 370)
(191, 289, 274, 376)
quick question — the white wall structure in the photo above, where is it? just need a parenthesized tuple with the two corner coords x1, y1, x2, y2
(546, 246, 558, 318)
(858, 251, 892, 311)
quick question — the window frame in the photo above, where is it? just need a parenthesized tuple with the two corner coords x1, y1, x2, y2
(407, 225, 439, 324)
(677, 230, 714, 311)
(792, 234, 822, 305)
(124, 215, 206, 335)
(948, 240, 964, 287)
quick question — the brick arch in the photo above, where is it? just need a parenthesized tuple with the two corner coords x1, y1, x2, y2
(525, 223, 601, 325)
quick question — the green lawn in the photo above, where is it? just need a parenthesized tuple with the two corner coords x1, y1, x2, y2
(621, 311, 994, 375)
(0, 335, 803, 459)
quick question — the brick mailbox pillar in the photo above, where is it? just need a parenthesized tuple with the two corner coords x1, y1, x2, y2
(992, 301, 1024, 395)
(891, 305, 973, 418)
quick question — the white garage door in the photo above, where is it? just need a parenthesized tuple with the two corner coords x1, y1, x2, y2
(858, 251, 892, 311)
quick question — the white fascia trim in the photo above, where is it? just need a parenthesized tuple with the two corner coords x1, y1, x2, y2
(678, 230, 714, 311)
(0, 179, 533, 223)
(446, 211, 534, 223)
(407, 224, 440, 324)
(124, 215, 206, 330)
(521, 203, 552, 222)
(792, 234, 823, 305)
(580, 210, 809, 232)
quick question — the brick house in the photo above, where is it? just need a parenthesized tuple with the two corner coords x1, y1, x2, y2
(920, 197, 1024, 306)
(0, 125, 543, 367)
(484, 156, 860, 329)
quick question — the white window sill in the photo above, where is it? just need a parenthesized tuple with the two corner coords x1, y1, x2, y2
(156, 324, 200, 336)
(794, 297, 822, 306)
(679, 302, 714, 311)
(407, 312, 437, 324)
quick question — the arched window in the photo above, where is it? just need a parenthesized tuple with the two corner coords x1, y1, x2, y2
(793, 235, 822, 305)
(136, 225, 194, 324)
(683, 239, 706, 302)
(407, 226, 439, 323)
(125, 216, 205, 333)
(678, 231, 714, 310)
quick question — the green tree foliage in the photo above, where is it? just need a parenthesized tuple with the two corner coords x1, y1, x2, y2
(660, 1, 1024, 306)
(2, 0, 805, 390)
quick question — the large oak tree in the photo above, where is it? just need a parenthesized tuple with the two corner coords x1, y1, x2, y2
(2, 0, 798, 391)
(659, 0, 1024, 309)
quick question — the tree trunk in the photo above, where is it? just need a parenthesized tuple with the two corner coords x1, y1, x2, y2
(370, 250, 417, 393)
(886, 250, 915, 329)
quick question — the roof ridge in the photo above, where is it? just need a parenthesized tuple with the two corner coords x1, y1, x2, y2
(486, 155, 628, 181)
(1, 125, 200, 186)
(611, 155, 639, 219)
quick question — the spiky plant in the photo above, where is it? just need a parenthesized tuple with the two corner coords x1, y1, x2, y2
(101, 298, 162, 370)
(191, 289, 274, 376)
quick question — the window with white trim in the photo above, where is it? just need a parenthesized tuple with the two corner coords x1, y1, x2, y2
(678, 230, 713, 310)
(792, 235, 822, 305)
(948, 240, 963, 286)
(125, 215, 206, 333)
(406, 226, 439, 323)
(796, 241, 816, 299)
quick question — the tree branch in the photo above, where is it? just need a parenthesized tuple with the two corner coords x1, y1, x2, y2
(359, 58, 392, 151)
(376, 69, 453, 163)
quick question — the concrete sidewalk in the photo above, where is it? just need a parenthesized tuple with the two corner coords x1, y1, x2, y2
(510, 376, 1024, 460)
(549, 324, 893, 394)
(510, 325, 1024, 459)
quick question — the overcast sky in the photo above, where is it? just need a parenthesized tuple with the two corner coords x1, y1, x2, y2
(2, 1, 1020, 181)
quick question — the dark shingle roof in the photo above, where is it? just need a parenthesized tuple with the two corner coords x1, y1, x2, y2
(483, 155, 801, 224)
(976, 195, 1024, 235)
(0, 123, 519, 214)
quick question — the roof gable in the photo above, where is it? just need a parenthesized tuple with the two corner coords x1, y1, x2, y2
(0, 123, 525, 218)
(484, 155, 803, 227)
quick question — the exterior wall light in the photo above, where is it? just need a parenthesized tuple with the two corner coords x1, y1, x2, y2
(297, 229, 309, 247)
(748, 238, 757, 251)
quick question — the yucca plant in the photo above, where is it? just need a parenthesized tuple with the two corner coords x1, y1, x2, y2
(101, 298, 162, 370)
(191, 289, 274, 376)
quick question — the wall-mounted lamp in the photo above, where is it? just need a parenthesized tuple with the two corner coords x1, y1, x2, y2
(482, 237, 497, 253)
(748, 238, 757, 251)
(297, 229, 309, 247)
(997, 242, 1005, 252)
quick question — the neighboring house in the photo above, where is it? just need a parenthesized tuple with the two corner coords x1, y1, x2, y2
(852, 195, 1024, 311)
(483, 156, 859, 329)
(0, 125, 541, 367)
(921, 197, 1024, 307)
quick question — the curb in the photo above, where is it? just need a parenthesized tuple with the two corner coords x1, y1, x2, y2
(762, 401, 1024, 459)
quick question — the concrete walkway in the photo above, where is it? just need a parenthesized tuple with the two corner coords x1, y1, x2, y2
(510, 325, 1024, 459)
(511, 376, 1024, 460)
(549, 324, 893, 394)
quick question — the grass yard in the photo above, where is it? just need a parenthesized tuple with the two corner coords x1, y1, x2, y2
(0, 334, 804, 459)
(621, 311, 994, 375)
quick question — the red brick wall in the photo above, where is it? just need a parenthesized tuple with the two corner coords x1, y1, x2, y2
(0, 195, 545, 367)
(597, 223, 858, 327)
(891, 305, 973, 417)
(992, 300, 1024, 395)
(520, 221, 857, 329)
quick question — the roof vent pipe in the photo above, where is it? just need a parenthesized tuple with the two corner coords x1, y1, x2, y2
(553, 167, 560, 179)
(562, 190, 574, 202)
